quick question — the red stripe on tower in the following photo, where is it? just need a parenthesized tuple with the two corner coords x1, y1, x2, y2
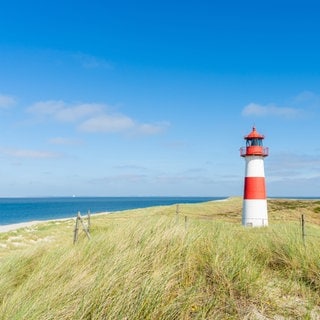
(244, 177, 266, 199)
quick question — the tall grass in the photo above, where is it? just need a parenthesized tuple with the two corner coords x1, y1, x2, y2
(0, 199, 320, 319)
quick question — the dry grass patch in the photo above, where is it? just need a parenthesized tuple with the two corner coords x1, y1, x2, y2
(0, 198, 320, 319)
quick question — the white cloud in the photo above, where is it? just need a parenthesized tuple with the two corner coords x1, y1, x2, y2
(1, 148, 61, 159)
(28, 100, 65, 116)
(0, 94, 16, 109)
(79, 115, 170, 135)
(242, 103, 301, 118)
(55, 104, 104, 122)
(136, 122, 170, 135)
(28, 100, 169, 136)
(79, 114, 135, 132)
(28, 101, 103, 122)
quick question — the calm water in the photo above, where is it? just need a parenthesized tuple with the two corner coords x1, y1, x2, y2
(0, 197, 225, 226)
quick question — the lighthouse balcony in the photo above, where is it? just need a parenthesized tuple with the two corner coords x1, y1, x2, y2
(240, 146, 269, 157)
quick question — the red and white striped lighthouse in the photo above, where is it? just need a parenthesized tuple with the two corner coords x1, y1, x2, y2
(240, 127, 269, 227)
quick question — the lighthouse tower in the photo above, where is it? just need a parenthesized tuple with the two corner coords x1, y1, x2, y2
(240, 127, 269, 227)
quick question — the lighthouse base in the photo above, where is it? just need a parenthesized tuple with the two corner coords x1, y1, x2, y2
(242, 199, 268, 227)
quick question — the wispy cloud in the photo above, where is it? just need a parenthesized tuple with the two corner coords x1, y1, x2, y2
(79, 115, 169, 135)
(0, 93, 16, 109)
(155, 171, 215, 185)
(242, 91, 320, 119)
(136, 122, 170, 135)
(270, 153, 320, 171)
(90, 174, 148, 184)
(267, 174, 320, 197)
(73, 53, 113, 69)
(79, 114, 135, 132)
(242, 103, 301, 118)
(27, 100, 169, 136)
(28, 101, 103, 122)
(267, 152, 320, 182)
(0, 148, 61, 159)
(292, 91, 320, 109)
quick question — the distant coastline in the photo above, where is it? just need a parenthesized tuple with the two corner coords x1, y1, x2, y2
(3, 196, 318, 232)
(0, 196, 226, 226)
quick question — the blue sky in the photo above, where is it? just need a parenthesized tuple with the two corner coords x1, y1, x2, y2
(1, 0, 320, 197)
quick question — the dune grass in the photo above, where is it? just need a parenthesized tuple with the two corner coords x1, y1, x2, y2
(0, 197, 320, 319)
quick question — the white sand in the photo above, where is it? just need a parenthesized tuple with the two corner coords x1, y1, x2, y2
(0, 221, 42, 233)
(0, 217, 77, 233)
(0, 211, 111, 234)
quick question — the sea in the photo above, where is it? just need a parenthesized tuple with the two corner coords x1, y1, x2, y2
(0, 196, 225, 226)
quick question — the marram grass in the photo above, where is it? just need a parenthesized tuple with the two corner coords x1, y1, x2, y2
(0, 198, 320, 319)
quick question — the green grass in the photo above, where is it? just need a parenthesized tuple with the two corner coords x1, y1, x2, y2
(0, 198, 320, 319)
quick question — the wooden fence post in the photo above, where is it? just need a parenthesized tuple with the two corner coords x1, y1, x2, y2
(184, 216, 188, 231)
(73, 211, 80, 244)
(73, 211, 91, 244)
(79, 216, 91, 240)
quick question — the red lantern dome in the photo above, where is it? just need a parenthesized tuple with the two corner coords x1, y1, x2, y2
(240, 127, 268, 157)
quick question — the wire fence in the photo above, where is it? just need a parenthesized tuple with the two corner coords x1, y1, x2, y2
(72, 203, 320, 245)
(174, 204, 320, 244)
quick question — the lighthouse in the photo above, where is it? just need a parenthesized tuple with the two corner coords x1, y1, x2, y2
(240, 127, 269, 227)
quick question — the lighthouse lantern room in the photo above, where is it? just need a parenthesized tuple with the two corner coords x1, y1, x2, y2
(240, 127, 269, 227)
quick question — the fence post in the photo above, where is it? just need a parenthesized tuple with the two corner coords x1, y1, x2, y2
(184, 216, 188, 231)
(301, 214, 306, 246)
(73, 211, 80, 244)
(73, 211, 91, 244)
(79, 215, 91, 240)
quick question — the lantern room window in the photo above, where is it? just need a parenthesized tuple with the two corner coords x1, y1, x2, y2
(246, 138, 263, 147)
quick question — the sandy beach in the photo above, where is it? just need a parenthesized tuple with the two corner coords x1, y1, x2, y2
(0, 211, 112, 234)
(0, 221, 44, 233)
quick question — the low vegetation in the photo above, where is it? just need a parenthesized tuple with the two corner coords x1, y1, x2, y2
(0, 197, 320, 319)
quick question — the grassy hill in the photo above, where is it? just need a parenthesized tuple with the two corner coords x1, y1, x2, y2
(1, 197, 320, 319)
